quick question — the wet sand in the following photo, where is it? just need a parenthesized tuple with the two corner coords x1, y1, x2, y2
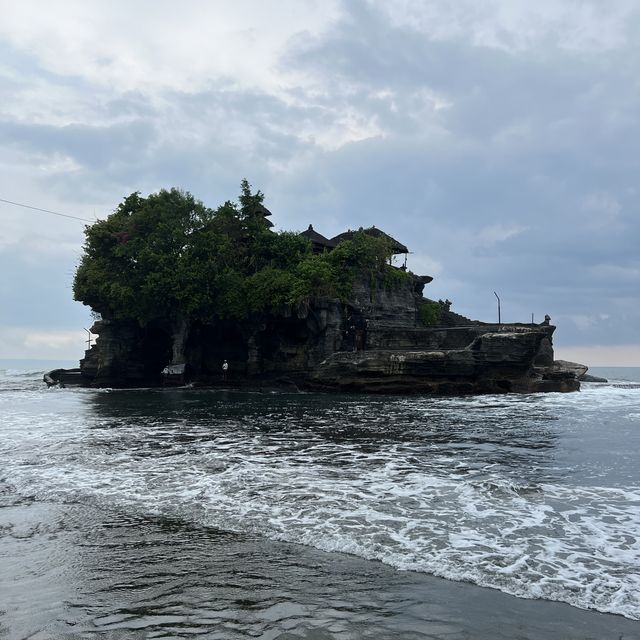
(1, 501, 638, 639)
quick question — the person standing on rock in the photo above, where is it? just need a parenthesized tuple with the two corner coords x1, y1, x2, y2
(222, 360, 229, 382)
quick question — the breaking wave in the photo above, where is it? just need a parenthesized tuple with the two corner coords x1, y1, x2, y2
(1, 368, 640, 620)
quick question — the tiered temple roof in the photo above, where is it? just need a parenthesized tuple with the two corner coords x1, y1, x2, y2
(330, 226, 408, 255)
(298, 224, 409, 255)
(255, 203, 274, 228)
(299, 224, 337, 253)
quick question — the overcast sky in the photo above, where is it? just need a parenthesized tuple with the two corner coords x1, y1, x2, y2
(1, 0, 638, 365)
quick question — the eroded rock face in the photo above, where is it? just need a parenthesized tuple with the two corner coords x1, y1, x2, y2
(552, 360, 589, 379)
(80, 320, 144, 386)
(80, 319, 172, 387)
(580, 373, 608, 383)
(307, 327, 578, 394)
(78, 274, 580, 394)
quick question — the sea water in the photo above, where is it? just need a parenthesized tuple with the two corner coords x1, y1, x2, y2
(1, 362, 639, 638)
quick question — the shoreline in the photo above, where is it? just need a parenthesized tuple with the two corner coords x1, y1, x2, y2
(1, 500, 638, 639)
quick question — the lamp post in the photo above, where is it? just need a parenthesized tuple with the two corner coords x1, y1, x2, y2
(493, 291, 501, 325)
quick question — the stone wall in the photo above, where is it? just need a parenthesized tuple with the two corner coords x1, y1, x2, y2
(77, 272, 576, 394)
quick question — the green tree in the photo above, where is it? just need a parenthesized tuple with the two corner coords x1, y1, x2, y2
(74, 183, 412, 325)
(74, 188, 213, 322)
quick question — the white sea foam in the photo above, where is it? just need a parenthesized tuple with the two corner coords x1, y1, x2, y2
(0, 368, 47, 377)
(1, 380, 640, 620)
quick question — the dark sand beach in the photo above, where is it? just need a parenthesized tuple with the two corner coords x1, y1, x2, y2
(1, 501, 638, 639)
(1, 366, 639, 638)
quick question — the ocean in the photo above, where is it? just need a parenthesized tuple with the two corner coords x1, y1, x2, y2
(1, 361, 639, 639)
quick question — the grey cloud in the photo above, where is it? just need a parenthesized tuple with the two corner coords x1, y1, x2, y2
(102, 92, 157, 120)
(286, 1, 640, 165)
(269, 2, 640, 347)
(1, 2, 639, 354)
(274, 132, 639, 344)
(0, 246, 87, 329)
(0, 119, 155, 169)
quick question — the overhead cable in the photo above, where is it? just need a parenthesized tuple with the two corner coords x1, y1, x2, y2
(0, 197, 96, 223)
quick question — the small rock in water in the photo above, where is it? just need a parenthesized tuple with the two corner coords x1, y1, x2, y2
(580, 373, 608, 383)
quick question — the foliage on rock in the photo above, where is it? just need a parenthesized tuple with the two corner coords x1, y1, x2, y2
(74, 181, 408, 323)
(418, 301, 443, 326)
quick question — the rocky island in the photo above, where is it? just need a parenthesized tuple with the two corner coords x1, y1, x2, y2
(56, 182, 585, 393)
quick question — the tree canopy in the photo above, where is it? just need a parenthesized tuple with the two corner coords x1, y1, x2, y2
(73, 181, 409, 324)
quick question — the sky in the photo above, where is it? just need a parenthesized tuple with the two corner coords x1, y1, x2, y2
(0, 0, 638, 365)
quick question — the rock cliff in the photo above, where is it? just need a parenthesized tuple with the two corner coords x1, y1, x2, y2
(76, 272, 580, 394)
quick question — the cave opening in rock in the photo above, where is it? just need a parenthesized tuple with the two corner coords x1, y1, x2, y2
(142, 324, 173, 380)
(195, 322, 249, 377)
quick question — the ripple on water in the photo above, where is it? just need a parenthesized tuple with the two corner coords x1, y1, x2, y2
(1, 377, 640, 623)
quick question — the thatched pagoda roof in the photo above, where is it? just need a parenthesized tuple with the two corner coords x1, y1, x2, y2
(299, 224, 337, 249)
(247, 202, 273, 228)
(331, 226, 408, 254)
(255, 203, 272, 217)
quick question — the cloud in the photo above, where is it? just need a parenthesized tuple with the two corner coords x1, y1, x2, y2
(24, 330, 80, 350)
(555, 344, 640, 368)
(581, 191, 623, 229)
(0, 245, 88, 329)
(370, 0, 640, 53)
(0, 327, 88, 359)
(477, 224, 528, 247)
(0, 0, 342, 93)
(0, 0, 639, 359)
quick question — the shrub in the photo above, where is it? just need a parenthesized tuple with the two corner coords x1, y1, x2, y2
(418, 302, 442, 326)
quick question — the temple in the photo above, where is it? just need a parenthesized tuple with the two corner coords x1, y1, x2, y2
(47, 197, 588, 394)
(300, 224, 409, 267)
